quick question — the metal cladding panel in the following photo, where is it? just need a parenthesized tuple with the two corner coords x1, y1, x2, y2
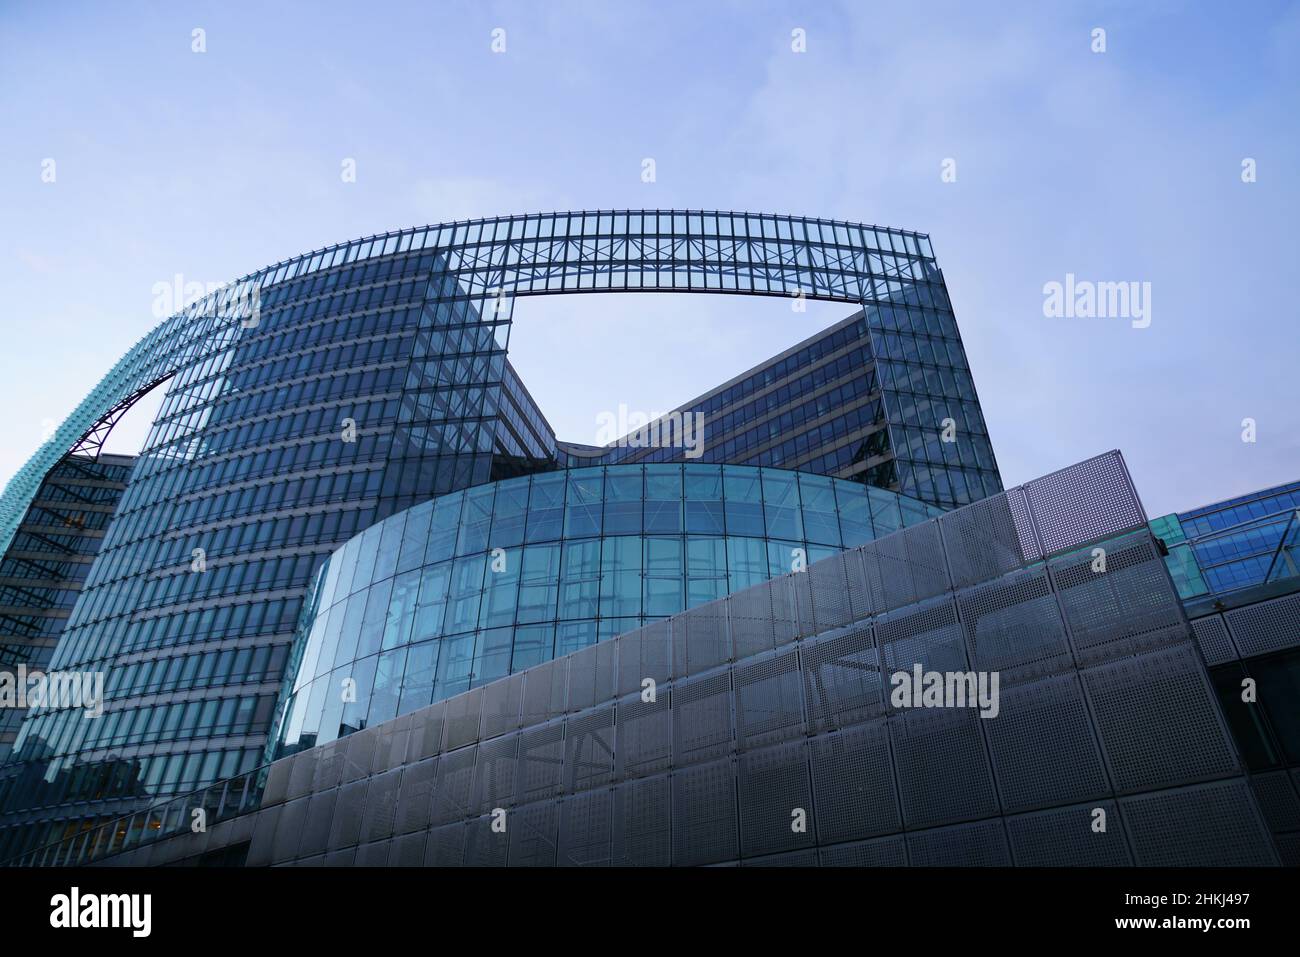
(674, 601, 730, 677)
(1250, 771, 1300, 833)
(873, 520, 948, 610)
(430, 747, 476, 826)
(1277, 833, 1300, 868)
(361, 768, 401, 844)
(842, 549, 875, 622)
(671, 759, 738, 867)
(768, 575, 801, 646)
(287, 750, 317, 802)
(373, 719, 411, 774)
(464, 814, 509, 867)
(791, 570, 817, 641)
(817, 835, 907, 867)
(734, 646, 805, 749)
(982, 672, 1111, 812)
(939, 489, 1041, 589)
(743, 849, 818, 867)
(808, 552, 854, 631)
(1024, 451, 1145, 554)
(390, 831, 427, 867)
(407, 701, 446, 763)
(314, 740, 347, 791)
(1005, 801, 1132, 867)
(566, 640, 617, 713)
(737, 740, 814, 859)
(878, 595, 967, 676)
(801, 624, 885, 733)
(728, 585, 776, 660)
(521, 658, 568, 726)
(611, 774, 671, 867)
(906, 819, 1012, 867)
(558, 789, 613, 867)
(355, 840, 391, 867)
(394, 757, 436, 835)
(271, 797, 308, 865)
(443, 686, 484, 752)
(261, 760, 291, 808)
(1224, 591, 1300, 657)
(1120, 779, 1278, 866)
(809, 721, 901, 844)
(614, 690, 672, 780)
(1051, 531, 1188, 665)
(565, 706, 615, 791)
(565, 643, 598, 713)
(508, 800, 561, 867)
(890, 707, 1000, 829)
(518, 721, 565, 802)
(855, 541, 888, 616)
(423, 822, 466, 866)
(617, 619, 673, 697)
(473, 734, 519, 814)
(1242, 769, 1300, 837)
(1082, 643, 1240, 793)
(480, 673, 524, 739)
(957, 567, 1072, 684)
(343, 727, 379, 783)
(327, 779, 366, 851)
(672, 670, 733, 767)
(1190, 614, 1238, 665)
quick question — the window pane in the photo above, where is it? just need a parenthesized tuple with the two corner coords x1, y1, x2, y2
(645, 465, 683, 533)
(762, 470, 802, 540)
(724, 470, 765, 536)
(565, 469, 604, 537)
(603, 469, 643, 534)
(684, 466, 724, 534)
(526, 473, 565, 542)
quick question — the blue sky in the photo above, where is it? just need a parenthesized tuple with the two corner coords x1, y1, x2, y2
(1, 0, 1296, 517)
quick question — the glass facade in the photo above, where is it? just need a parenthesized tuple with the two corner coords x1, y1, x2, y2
(0, 454, 135, 764)
(1151, 479, 1300, 600)
(0, 210, 1002, 864)
(275, 463, 940, 754)
(558, 311, 1002, 506)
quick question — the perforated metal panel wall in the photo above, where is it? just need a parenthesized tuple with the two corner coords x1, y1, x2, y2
(1223, 591, 1300, 658)
(78, 454, 1282, 868)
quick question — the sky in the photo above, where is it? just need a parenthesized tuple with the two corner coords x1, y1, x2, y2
(0, 0, 1296, 517)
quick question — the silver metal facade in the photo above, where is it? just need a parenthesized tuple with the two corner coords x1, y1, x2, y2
(18, 452, 1278, 867)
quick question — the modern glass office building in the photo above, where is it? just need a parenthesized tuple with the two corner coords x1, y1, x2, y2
(1, 211, 1293, 868)
(0, 211, 1001, 863)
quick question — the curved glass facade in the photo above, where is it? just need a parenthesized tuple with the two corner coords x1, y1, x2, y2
(276, 463, 939, 754)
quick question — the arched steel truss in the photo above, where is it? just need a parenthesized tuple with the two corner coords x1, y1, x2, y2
(0, 209, 993, 555)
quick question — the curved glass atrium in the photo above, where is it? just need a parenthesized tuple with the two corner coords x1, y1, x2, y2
(276, 462, 940, 754)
